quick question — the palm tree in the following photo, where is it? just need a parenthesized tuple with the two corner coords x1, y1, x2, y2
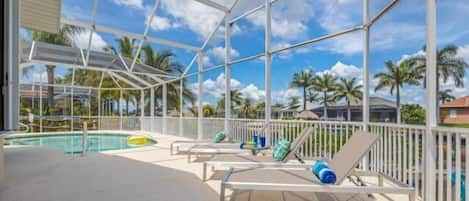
(287, 96, 300, 107)
(311, 73, 339, 119)
(289, 69, 315, 111)
(203, 104, 215, 117)
(334, 78, 363, 121)
(411, 45, 468, 88)
(217, 90, 243, 111)
(239, 98, 255, 119)
(439, 89, 456, 104)
(307, 90, 320, 104)
(142, 45, 195, 112)
(374, 60, 420, 123)
(30, 25, 81, 108)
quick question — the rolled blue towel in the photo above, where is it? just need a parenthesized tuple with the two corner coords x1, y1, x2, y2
(318, 168, 337, 184)
(312, 160, 328, 176)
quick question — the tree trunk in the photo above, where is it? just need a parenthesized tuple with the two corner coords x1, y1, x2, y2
(303, 87, 307, 111)
(323, 92, 328, 119)
(347, 100, 351, 121)
(396, 86, 401, 124)
(46, 65, 55, 108)
(126, 99, 129, 116)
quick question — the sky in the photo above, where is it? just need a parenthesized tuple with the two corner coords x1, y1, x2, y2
(21, 0, 469, 108)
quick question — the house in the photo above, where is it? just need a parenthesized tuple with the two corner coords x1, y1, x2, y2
(440, 96, 469, 124)
(311, 97, 397, 122)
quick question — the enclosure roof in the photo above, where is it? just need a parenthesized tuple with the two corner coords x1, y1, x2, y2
(20, 41, 172, 88)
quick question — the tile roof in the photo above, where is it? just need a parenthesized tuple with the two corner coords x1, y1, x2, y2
(441, 95, 469, 108)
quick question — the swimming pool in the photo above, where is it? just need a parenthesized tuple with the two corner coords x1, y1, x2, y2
(4, 133, 156, 155)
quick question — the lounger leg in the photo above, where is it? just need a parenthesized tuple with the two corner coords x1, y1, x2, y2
(170, 144, 173, 155)
(202, 162, 207, 181)
(188, 154, 191, 163)
(408, 191, 416, 201)
(378, 175, 384, 186)
(219, 183, 226, 201)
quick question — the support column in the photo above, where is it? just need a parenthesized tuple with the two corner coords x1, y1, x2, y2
(179, 80, 184, 137)
(362, 0, 370, 128)
(150, 87, 155, 132)
(197, 51, 204, 140)
(163, 83, 168, 135)
(264, 0, 272, 145)
(225, 12, 231, 139)
(425, 0, 437, 200)
(362, 0, 370, 171)
(4, 0, 20, 131)
(119, 89, 123, 130)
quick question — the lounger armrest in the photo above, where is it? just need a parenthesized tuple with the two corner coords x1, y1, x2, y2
(207, 161, 312, 169)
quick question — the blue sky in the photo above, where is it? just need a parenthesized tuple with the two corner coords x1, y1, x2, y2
(22, 0, 469, 108)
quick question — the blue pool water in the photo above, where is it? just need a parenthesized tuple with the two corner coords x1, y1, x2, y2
(4, 133, 156, 155)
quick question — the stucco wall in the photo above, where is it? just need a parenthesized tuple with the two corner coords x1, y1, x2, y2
(441, 108, 469, 124)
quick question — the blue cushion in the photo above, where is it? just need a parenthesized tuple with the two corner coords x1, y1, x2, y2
(213, 131, 226, 143)
(272, 139, 291, 161)
(312, 160, 328, 175)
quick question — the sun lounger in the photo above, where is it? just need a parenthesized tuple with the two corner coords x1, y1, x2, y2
(219, 131, 415, 201)
(202, 127, 315, 181)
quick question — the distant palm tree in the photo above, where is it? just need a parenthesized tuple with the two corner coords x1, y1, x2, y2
(307, 90, 320, 104)
(239, 98, 256, 119)
(203, 104, 215, 117)
(287, 96, 300, 107)
(374, 59, 420, 123)
(334, 78, 363, 121)
(311, 73, 339, 119)
(439, 89, 456, 104)
(217, 90, 243, 112)
(289, 69, 315, 111)
(30, 25, 81, 108)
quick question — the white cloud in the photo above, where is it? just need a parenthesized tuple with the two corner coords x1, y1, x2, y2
(240, 84, 265, 102)
(71, 31, 108, 51)
(206, 46, 240, 63)
(111, 0, 144, 9)
(316, 61, 362, 80)
(148, 16, 177, 31)
(272, 89, 301, 105)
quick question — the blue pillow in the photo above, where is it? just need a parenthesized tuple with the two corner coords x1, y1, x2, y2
(272, 139, 291, 161)
(213, 131, 226, 143)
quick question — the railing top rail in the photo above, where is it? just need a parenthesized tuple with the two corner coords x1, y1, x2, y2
(432, 126, 469, 134)
(368, 122, 426, 130)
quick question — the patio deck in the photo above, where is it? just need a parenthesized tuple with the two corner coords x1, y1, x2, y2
(1, 132, 411, 201)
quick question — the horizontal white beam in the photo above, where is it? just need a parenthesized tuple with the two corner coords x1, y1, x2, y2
(193, 0, 228, 12)
(121, 71, 153, 87)
(61, 17, 200, 51)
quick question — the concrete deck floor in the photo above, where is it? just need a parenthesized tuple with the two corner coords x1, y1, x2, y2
(0, 132, 411, 201)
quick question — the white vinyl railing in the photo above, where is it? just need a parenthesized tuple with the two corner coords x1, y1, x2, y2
(19, 116, 469, 200)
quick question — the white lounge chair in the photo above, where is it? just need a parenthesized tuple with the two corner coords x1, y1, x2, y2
(202, 127, 315, 181)
(219, 131, 415, 201)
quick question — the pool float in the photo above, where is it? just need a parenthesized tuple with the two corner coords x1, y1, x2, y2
(127, 136, 150, 145)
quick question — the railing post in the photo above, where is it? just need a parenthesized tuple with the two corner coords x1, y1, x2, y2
(81, 122, 88, 157)
(264, 0, 272, 146)
(119, 89, 123, 130)
(424, 0, 437, 200)
(150, 87, 154, 132)
(163, 83, 168, 135)
(140, 89, 144, 130)
(179, 80, 184, 137)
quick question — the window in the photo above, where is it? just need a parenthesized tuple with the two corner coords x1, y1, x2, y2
(450, 109, 457, 118)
